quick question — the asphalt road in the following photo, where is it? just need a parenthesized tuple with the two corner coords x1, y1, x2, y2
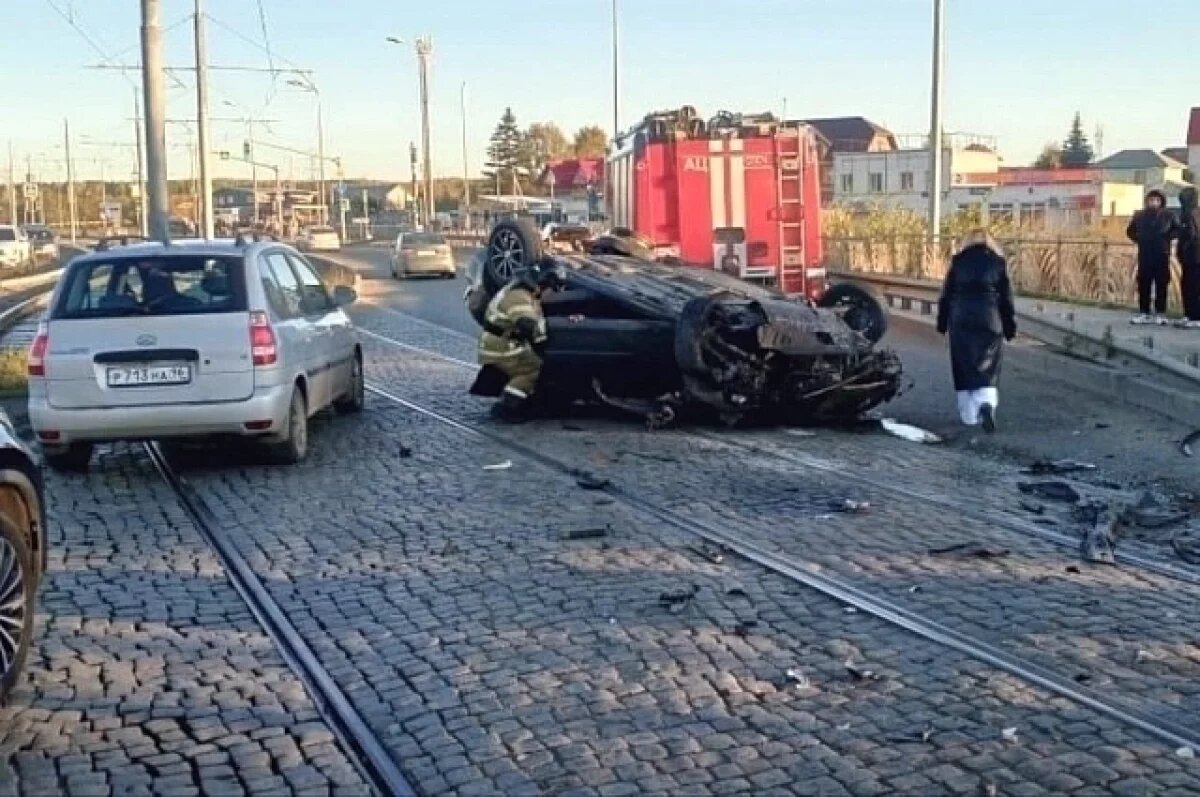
(333, 245, 1198, 495)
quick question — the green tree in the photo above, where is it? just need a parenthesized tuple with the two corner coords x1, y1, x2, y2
(1033, 142, 1064, 169)
(1061, 113, 1094, 167)
(573, 125, 609, 158)
(523, 122, 571, 179)
(484, 107, 526, 194)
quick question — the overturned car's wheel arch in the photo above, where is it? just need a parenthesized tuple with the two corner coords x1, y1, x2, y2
(484, 218, 543, 293)
(817, 281, 888, 345)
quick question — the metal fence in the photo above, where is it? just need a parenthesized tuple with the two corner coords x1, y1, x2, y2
(822, 234, 1175, 310)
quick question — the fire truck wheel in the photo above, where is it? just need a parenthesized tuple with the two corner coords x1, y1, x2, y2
(818, 282, 888, 344)
(484, 219, 543, 293)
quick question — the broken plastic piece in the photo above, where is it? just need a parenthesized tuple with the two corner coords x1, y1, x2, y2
(844, 660, 879, 682)
(398, 445, 413, 459)
(1018, 500, 1045, 515)
(563, 526, 609, 541)
(880, 418, 942, 444)
(1177, 746, 1195, 759)
(659, 585, 699, 612)
(828, 499, 871, 514)
(1181, 430, 1200, 458)
(483, 460, 513, 471)
(928, 542, 1010, 558)
(1021, 459, 1096, 475)
(1017, 481, 1081, 503)
(1001, 727, 1018, 742)
(785, 668, 811, 689)
(688, 545, 725, 565)
(576, 473, 611, 490)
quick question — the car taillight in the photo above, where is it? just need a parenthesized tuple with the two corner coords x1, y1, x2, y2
(28, 324, 49, 377)
(249, 311, 278, 366)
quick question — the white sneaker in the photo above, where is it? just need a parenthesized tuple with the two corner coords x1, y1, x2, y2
(1130, 314, 1152, 325)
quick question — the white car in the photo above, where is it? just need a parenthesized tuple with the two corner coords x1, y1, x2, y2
(298, 226, 341, 252)
(23, 225, 60, 263)
(0, 225, 31, 270)
(27, 237, 364, 471)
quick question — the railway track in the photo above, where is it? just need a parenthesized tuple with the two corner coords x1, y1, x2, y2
(356, 317, 1200, 756)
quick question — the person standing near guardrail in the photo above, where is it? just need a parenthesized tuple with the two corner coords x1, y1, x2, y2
(937, 229, 1017, 433)
(1126, 189, 1179, 326)
(1175, 186, 1200, 329)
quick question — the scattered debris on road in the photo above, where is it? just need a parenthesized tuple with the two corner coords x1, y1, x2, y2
(1018, 500, 1045, 515)
(1181, 429, 1200, 458)
(1021, 459, 1096, 475)
(688, 544, 725, 564)
(888, 727, 934, 744)
(483, 460, 513, 471)
(1123, 490, 1190, 529)
(659, 585, 699, 612)
(1001, 727, 1019, 743)
(562, 526, 610, 541)
(575, 472, 612, 490)
(928, 542, 1011, 559)
(784, 668, 812, 689)
(726, 586, 750, 599)
(1178, 746, 1196, 760)
(732, 619, 758, 637)
(1018, 481, 1081, 503)
(844, 659, 879, 682)
(827, 498, 871, 514)
(398, 444, 413, 459)
(880, 418, 942, 445)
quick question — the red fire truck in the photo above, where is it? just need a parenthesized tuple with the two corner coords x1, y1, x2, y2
(608, 107, 826, 299)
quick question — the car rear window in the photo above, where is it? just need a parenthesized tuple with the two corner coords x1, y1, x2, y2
(54, 255, 247, 319)
(405, 233, 446, 246)
(0, 229, 15, 242)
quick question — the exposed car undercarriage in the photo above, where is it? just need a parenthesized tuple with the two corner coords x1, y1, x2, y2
(467, 220, 903, 427)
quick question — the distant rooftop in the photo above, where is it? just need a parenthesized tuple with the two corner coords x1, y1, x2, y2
(801, 117, 897, 152)
(1096, 149, 1186, 170)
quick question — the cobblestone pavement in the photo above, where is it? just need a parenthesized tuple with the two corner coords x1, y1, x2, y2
(134, 300, 1199, 795)
(0, 450, 373, 796)
(349, 304, 1200, 755)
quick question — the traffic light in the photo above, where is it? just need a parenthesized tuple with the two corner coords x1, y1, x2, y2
(243, 140, 252, 159)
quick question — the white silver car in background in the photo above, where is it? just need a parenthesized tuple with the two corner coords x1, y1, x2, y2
(298, 225, 342, 252)
(0, 225, 31, 270)
(27, 237, 365, 471)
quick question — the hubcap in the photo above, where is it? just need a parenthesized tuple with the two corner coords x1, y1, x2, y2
(0, 538, 25, 678)
(488, 230, 524, 280)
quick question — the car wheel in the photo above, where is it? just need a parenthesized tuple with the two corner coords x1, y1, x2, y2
(484, 219, 543, 294)
(43, 443, 94, 473)
(817, 282, 888, 344)
(268, 388, 309, 465)
(0, 513, 35, 703)
(334, 355, 366, 415)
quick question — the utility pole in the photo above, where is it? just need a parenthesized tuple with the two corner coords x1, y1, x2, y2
(64, 120, 77, 244)
(141, 0, 170, 243)
(416, 36, 434, 230)
(132, 88, 147, 236)
(927, 0, 945, 251)
(194, 0, 214, 238)
(611, 0, 620, 139)
(6, 142, 14, 226)
(409, 142, 418, 226)
(461, 81, 470, 229)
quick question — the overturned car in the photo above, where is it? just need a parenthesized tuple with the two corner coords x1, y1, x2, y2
(465, 220, 903, 426)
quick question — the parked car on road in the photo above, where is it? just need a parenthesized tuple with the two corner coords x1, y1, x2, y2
(22, 225, 59, 264)
(0, 225, 32, 270)
(298, 226, 341, 252)
(27, 236, 364, 471)
(391, 231, 455, 279)
(0, 409, 47, 701)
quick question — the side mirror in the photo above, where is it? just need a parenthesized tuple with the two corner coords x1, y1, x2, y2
(333, 285, 357, 307)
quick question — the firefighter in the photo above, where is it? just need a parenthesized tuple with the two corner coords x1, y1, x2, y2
(478, 261, 565, 421)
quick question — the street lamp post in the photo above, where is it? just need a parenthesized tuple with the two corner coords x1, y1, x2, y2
(223, 101, 260, 226)
(612, 0, 620, 139)
(387, 35, 435, 229)
(928, 0, 946, 252)
(288, 79, 326, 225)
(461, 81, 470, 231)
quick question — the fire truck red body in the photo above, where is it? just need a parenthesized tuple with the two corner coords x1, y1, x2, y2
(607, 107, 826, 298)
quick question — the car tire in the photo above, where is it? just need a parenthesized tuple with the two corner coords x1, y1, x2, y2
(817, 282, 888, 344)
(43, 443, 94, 473)
(267, 388, 309, 465)
(484, 218, 543, 294)
(0, 512, 35, 703)
(334, 355, 366, 415)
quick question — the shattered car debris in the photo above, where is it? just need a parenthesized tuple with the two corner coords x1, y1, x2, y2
(465, 220, 903, 425)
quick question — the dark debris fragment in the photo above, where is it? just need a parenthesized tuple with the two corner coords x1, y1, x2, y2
(1018, 481, 1081, 504)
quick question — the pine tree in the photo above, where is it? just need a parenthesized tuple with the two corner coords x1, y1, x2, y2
(1033, 143, 1063, 169)
(1061, 113, 1094, 167)
(485, 108, 526, 194)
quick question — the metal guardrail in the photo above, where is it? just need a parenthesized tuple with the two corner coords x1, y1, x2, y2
(830, 268, 1200, 388)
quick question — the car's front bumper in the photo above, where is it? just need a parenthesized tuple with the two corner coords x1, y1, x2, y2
(28, 382, 294, 444)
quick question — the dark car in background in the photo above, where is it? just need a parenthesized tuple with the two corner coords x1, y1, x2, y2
(22, 225, 59, 264)
(0, 410, 47, 701)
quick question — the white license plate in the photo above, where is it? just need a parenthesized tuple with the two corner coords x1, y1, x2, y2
(106, 365, 192, 387)
(417, 249, 437, 257)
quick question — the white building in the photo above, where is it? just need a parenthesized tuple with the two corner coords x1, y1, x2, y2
(1094, 149, 1187, 188)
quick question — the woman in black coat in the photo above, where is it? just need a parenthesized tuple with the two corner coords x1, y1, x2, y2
(936, 229, 1017, 432)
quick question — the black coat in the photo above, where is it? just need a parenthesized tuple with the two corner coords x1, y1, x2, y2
(937, 244, 1017, 391)
(1177, 187, 1200, 268)
(1127, 199, 1179, 272)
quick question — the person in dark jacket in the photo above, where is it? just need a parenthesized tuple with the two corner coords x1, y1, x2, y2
(1126, 189, 1179, 325)
(1176, 186, 1200, 329)
(937, 229, 1017, 433)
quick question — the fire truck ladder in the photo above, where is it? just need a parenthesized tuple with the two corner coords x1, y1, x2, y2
(774, 127, 807, 295)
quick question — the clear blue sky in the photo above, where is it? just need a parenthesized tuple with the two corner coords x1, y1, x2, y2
(4, 0, 1197, 183)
